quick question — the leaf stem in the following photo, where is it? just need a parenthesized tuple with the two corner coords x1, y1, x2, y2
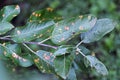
(76, 48, 86, 57)
(0, 37, 12, 41)
(38, 36, 51, 44)
(24, 42, 58, 50)
(22, 43, 36, 54)
(0, 36, 57, 49)
(76, 40, 83, 48)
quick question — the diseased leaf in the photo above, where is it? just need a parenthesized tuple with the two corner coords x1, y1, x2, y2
(51, 15, 97, 45)
(0, 44, 33, 67)
(54, 50, 75, 79)
(0, 22, 14, 35)
(33, 50, 55, 73)
(81, 18, 116, 43)
(11, 21, 54, 43)
(0, 59, 57, 80)
(84, 55, 108, 75)
(0, 5, 20, 22)
(28, 8, 62, 23)
(4, 44, 21, 57)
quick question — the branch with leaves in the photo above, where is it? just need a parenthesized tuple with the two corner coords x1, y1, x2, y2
(0, 5, 117, 80)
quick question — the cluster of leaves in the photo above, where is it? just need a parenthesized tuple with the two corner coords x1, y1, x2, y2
(0, 5, 117, 80)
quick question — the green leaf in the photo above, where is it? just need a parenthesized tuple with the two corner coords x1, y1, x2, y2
(78, 46, 91, 55)
(51, 15, 97, 45)
(84, 55, 108, 75)
(66, 68, 77, 80)
(54, 50, 75, 79)
(11, 21, 54, 43)
(28, 8, 62, 23)
(0, 60, 11, 80)
(74, 47, 90, 72)
(0, 44, 33, 67)
(81, 18, 116, 43)
(0, 22, 14, 35)
(33, 50, 55, 73)
(0, 60, 57, 80)
(54, 45, 74, 56)
(4, 44, 21, 57)
(0, 5, 20, 22)
(0, 46, 6, 59)
(74, 46, 90, 72)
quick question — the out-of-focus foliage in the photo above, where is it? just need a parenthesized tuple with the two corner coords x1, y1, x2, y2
(0, 0, 120, 80)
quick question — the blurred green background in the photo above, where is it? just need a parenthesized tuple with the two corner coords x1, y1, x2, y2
(0, 0, 120, 80)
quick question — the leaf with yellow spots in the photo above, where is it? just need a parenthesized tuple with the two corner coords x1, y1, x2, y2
(0, 44, 33, 67)
(0, 5, 20, 22)
(51, 15, 97, 45)
(0, 22, 14, 35)
(11, 21, 54, 43)
(28, 9, 62, 23)
(32, 50, 55, 73)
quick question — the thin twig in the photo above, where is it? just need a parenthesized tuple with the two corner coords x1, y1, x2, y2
(38, 36, 51, 44)
(76, 40, 83, 48)
(0, 36, 58, 49)
(76, 48, 86, 57)
(25, 42, 58, 49)
(0, 37, 12, 41)
(22, 43, 36, 54)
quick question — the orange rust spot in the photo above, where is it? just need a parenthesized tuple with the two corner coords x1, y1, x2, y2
(43, 53, 50, 60)
(79, 15, 83, 19)
(15, 5, 19, 9)
(79, 26, 84, 30)
(32, 12, 35, 15)
(12, 53, 19, 58)
(34, 58, 39, 63)
(45, 55, 50, 60)
(64, 26, 69, 30)
(38, 14, 41, 17)
(35, 14, 39, 17)
(46, 7, 53, 12)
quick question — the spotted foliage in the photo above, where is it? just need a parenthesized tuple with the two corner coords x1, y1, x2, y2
(0, 5, 117, 80)
(0, 43, 33, 67)
(51, 15, 97, 45)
